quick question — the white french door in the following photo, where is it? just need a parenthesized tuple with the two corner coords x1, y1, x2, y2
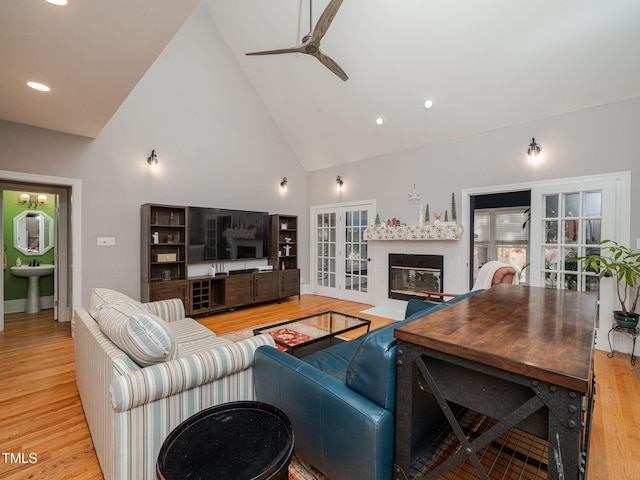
(311, 201, 376, 304)
(529, 173, 630, 326)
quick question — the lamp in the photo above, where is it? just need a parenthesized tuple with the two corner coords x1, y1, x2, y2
(527, 138, 541, 159)
(280, 177, 288, 192)
(147, 149, 158, 169)
(18, 193, 47, 207)
(336, 175, 344, 191)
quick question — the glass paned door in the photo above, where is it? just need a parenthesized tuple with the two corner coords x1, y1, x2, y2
(315, 211, 337, 293)
(528, 173, 633, 336)
(528, 175, 626, 332)
(311, 201, 375, 304)
(541, 192, 603, 291)
(342, 207, 370, 303)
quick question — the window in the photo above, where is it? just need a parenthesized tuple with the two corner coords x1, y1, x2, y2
(469, 190, 531, 289)
(474, 207, 530, 283)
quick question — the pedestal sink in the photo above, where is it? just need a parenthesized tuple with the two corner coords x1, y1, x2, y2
(10, 264, 55, 313)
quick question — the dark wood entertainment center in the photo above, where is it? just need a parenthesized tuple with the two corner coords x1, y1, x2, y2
(141, 204, 300, 315)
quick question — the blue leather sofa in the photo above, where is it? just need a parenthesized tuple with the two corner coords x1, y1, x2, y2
(254, 290, 483, 480)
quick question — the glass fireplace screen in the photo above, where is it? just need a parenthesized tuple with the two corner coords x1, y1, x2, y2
(389, 266, 442, 300)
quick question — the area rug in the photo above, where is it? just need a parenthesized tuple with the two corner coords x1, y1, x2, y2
(222, 322, 339, 344)
(221, 324, 338, 480)
(288, 455, 327, 480)
(411, 409, 549, 478)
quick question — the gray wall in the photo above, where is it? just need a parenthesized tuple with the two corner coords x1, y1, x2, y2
(0, 9, 308, 305)
(308, 98, 639, 291)
(308, 98, 639, 230)
(0, 3, 638, 308)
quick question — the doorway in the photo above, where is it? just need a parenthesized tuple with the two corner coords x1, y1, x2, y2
(3, 189, 59, 318)
(463, 171, 630, 338)
(311, 200, 376, 304)
(0, 171, 81, 332)
(469, 190, 531, 289)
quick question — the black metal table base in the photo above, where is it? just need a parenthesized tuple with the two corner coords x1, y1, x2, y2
(406, 410, 549, 480)
(394, 341, 594, 480)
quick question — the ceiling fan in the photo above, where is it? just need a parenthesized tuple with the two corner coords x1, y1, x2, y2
(245, 0, 348, 81)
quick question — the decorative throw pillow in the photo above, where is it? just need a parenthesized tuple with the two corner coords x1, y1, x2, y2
(96, 303, 178, 367)
(89, 287, 145, 318)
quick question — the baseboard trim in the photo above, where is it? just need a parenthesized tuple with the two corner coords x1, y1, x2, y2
(4, 296, 54, 314)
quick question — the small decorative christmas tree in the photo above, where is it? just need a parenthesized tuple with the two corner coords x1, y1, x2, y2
(425, 204, 430, 224)
(375, 213, 381, 225)
(444, 210, 449, 222)
(451, 193, 457, 222)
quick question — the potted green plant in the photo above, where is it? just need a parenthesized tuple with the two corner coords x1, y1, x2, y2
(575, 240, 640, 328)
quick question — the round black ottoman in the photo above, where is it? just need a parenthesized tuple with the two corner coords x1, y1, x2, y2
(157, 401, 294, 480)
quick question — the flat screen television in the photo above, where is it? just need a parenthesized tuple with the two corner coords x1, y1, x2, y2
(188, 207, 269, 263)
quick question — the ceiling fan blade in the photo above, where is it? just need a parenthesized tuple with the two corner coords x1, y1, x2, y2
(312, 50, 348, 81)
(245, 45, 305, 56)
(246, 0, 348, 81)
(311, 0, 343, 44)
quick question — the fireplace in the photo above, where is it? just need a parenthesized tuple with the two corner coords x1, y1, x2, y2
(388, 254, 444, 301)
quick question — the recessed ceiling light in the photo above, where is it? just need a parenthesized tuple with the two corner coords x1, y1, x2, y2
(375, 115, 385, 126)
(423, 97, 434, 109)
(27, 81, 51, 92)
(46, 0, 68, 5)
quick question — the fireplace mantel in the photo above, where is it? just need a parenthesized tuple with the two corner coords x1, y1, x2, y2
(364, 223, 463, 241)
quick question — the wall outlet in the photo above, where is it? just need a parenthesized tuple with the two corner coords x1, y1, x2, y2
(97, 237, 116, 246)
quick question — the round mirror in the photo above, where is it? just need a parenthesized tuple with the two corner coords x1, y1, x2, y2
(14, 210, 54, 256)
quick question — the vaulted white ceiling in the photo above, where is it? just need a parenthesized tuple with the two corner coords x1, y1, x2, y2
(2, 1, 639, 172)
(0, 0, 199, 138)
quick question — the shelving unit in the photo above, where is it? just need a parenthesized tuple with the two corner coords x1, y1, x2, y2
(269, 214, 301, 301)
(269, 214, 298, 270)
(142, 205, 300, 316)
(141, 204, 189, 308)
(189, 277, 225, 315)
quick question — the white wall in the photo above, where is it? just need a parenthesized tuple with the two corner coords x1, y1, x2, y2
(0, 2, 638, 317)
(0, 8, 308, 305)
(308, 98, 640, 296)
(308, 99, 639, 353)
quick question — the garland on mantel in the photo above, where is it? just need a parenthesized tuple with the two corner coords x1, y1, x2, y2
(363, 223, 463, 241)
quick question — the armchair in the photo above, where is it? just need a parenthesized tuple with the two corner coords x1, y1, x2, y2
(255, 290, 483, 480)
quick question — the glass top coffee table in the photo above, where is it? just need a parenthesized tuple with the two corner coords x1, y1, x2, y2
(253, 311, 371, 357)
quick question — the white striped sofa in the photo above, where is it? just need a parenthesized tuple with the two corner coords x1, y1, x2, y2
(74, 288, 275, 480)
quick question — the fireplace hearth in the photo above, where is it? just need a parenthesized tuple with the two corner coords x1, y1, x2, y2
(389, 254, 444, 301)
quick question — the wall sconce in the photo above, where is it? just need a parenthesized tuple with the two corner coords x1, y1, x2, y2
(527, 137, 541, 160)
(280, 177, 288, 192)
(147, 149, 158, 169)
(18, 193, 47, 207)
(336, 175, 344, 191)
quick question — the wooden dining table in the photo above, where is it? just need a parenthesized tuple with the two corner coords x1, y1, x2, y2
(393, 284, 598, 480)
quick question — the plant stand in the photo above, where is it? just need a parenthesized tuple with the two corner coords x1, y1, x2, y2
(607, 324, 639, 366)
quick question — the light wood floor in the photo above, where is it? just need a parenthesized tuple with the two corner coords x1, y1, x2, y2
(0, 295, 638, 479)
